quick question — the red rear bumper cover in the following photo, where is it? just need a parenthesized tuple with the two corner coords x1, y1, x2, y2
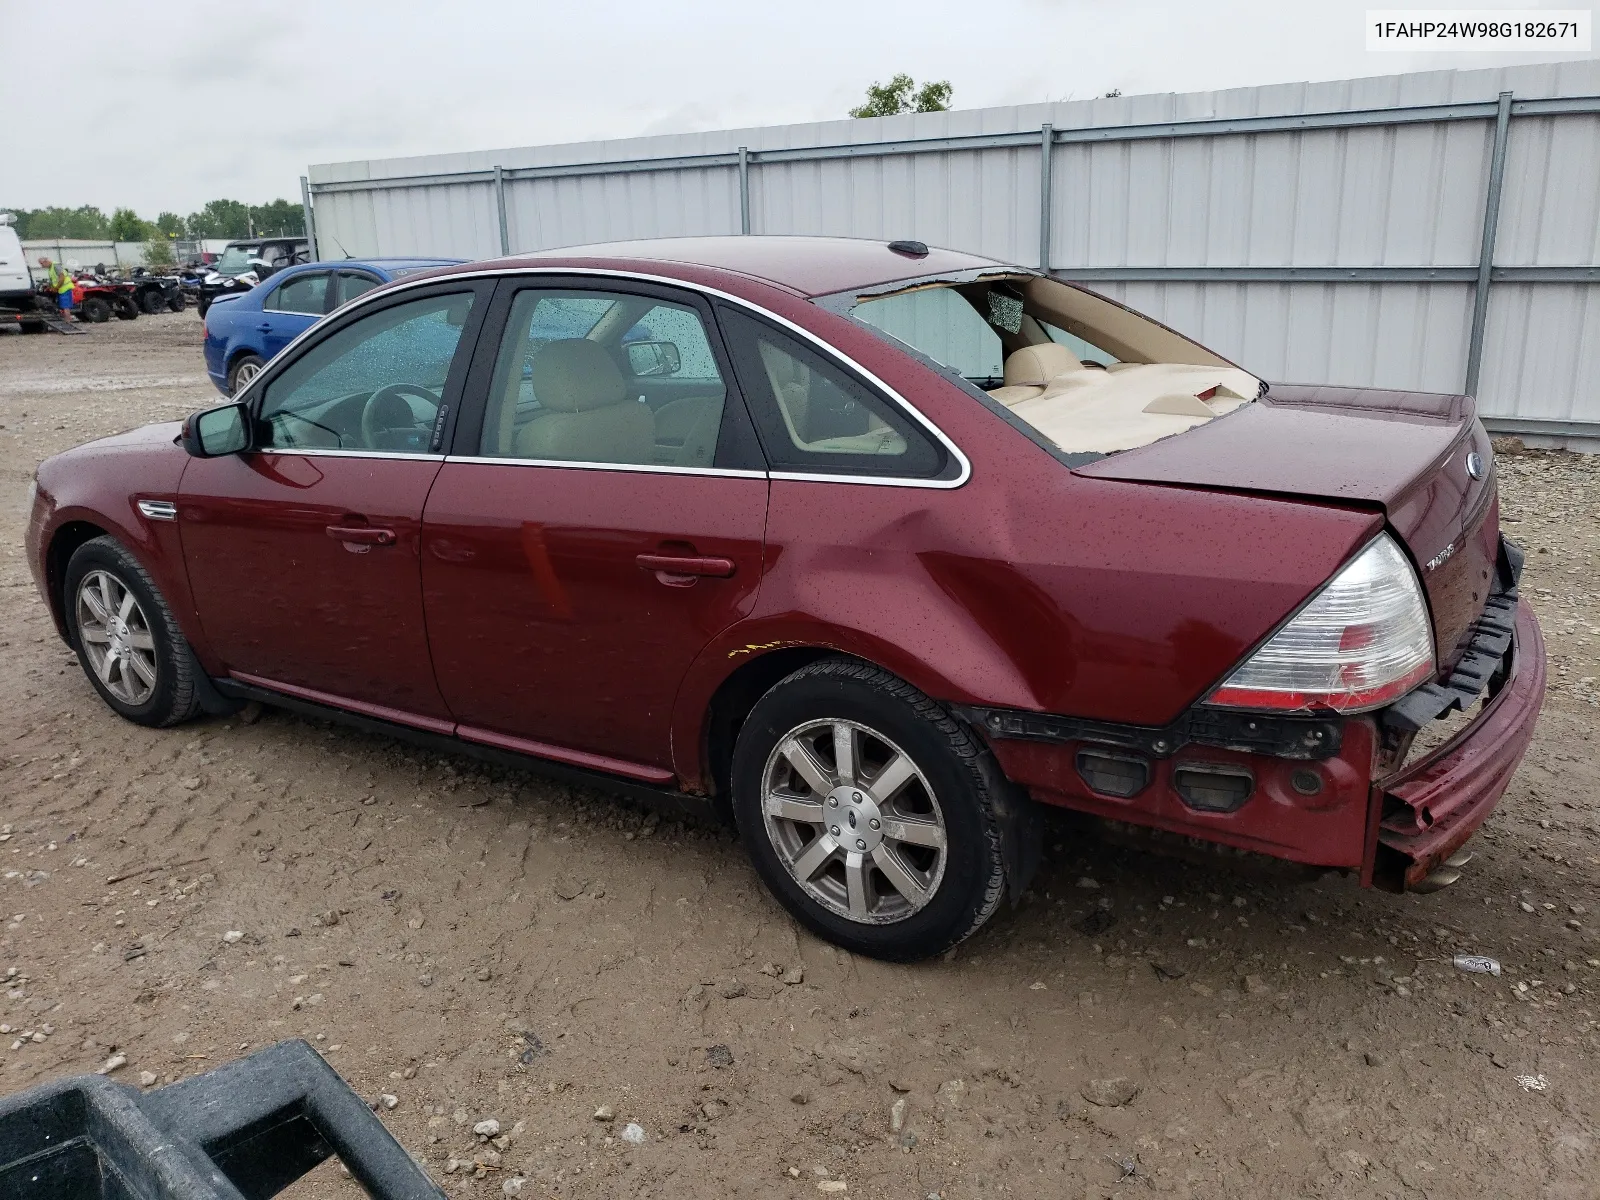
(1372, 600, 1545, 890)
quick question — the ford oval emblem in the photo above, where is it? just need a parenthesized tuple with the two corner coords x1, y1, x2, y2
(1465, 451, 1485, 481)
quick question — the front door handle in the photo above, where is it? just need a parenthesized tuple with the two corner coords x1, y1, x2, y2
(326, 524, 396, 549)
(256, 323, 273, 332)
(636, 553, 736, 585)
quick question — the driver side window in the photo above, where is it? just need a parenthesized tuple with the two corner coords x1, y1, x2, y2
(257, 292, 474, 453)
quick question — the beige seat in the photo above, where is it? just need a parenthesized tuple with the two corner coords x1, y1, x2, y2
(514, 339, 655, 464)
(652, 394, 723, 467)
(987, 342, 1084, 407)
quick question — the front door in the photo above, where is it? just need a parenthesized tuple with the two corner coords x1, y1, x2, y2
(180, 283, 488, 723)
(422, 279, 769, 776)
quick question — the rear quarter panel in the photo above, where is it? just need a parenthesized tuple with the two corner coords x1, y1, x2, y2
(665, 275, 1384, 786)
(202, 296, 257, 392)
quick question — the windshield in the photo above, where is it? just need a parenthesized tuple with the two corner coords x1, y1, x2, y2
(835, 275, 1260, 457)
(214, 245, 262, 275)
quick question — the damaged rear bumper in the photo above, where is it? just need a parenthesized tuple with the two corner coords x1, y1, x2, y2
(1371, 599, 1545, 891)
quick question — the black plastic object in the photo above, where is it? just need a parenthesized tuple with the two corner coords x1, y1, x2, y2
(1075, 749, 1149, 798)
(1382, 535, 1522, 736)
(0, 1039, 443, 1200)
(886, 239, 929, 257)
(1173, 763, 1254, 813)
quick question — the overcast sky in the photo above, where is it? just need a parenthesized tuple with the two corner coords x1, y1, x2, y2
(3, 0, 1594, 215)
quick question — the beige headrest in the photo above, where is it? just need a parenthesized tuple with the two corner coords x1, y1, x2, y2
(1003, 342, 1083, 388)
(530, 339, 627, 413)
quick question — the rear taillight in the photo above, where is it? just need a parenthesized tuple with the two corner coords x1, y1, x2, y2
(1206, 534, 1434, 714)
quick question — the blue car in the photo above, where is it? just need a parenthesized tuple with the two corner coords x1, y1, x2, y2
(202, 258, 462, 395)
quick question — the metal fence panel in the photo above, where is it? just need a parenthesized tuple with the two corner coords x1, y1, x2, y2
(309, 58, 1600, 440)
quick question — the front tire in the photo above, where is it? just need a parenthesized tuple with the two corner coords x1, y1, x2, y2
(80, 297, 110, 324)
(140, 288, 166, 314)
(730, 658, 1008, 961)
(64, 537, 201, 727)
(113, 295, 138, 320)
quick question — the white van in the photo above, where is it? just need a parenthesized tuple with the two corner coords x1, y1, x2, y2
(0, 215, 34, 306)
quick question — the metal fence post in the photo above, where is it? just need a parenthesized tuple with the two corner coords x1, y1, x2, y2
(494, 165, 511, 256)
(299, 175, 319, 262)
(1039, 123, 1054, 272)
(1465, 91, 1513, 398)
(738, 146, 751, 235)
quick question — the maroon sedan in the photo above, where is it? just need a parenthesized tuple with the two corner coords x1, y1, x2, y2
(25, 236, 1545, 960)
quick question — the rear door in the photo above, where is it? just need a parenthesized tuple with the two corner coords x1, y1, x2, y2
(421, 276, 769, 778)
(259, 269, 331, 358)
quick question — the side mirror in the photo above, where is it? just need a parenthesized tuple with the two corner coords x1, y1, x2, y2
(250, 258, 277, 280)
(182, 402, 251, 458)
(625, 339, 682, 378)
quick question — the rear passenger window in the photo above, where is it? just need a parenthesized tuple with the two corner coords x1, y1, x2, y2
(339, 273, 381, 304)
(717, 307, 945, 478)
(266, 272, 329, 315)
(477, 289, 728, 469)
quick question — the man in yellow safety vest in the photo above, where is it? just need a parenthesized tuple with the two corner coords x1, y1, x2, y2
(38, 257, 75, 321)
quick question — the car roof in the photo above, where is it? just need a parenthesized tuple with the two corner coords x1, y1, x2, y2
(290, 257, 464, 274)
(465, 235, 1010, 298)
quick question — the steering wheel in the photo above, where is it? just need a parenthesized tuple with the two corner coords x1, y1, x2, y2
(360, 383, 438, 449)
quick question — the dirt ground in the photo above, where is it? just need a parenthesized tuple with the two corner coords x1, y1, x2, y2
(0, 313, 1597, 1200)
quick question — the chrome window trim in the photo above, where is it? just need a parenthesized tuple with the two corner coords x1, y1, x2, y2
(255, 447, 444, 461)
(235, 265, 972, 490)
(445, 454, 767, 480)
(136, 499, 178, 521)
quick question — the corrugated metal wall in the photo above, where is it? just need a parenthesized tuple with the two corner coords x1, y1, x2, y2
(309, 59, 1600, 439)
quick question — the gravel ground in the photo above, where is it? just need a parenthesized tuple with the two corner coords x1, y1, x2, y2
(0, 313, 1597, 1200)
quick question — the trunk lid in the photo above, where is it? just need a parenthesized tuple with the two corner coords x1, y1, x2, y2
(1076, 384, 1500, 669)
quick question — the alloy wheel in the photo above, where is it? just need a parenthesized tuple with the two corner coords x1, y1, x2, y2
(75, 569, 158, 706)
(760, 718, 948, 924)
(232, 360, 262, 392)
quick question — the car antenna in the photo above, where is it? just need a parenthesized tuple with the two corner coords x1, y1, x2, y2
(325, 232, 354, 260)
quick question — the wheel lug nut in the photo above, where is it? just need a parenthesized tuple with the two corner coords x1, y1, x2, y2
(870, 819, 880, 830)
(855, 839, 866, 850)
(852, 791, 862, 802)
(828, 798, 838, 807)
(830, 825, 840, 836)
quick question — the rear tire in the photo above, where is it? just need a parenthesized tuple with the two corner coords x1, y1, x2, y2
(227, 353, 265, 396)
(730, 658, 1008, 962)
(140, 288, 166, 314)
(167, 291, 187, 312)
(64, 536, 202, 728)
(113, 295, 138, 320)
(80, 297, 110, 323)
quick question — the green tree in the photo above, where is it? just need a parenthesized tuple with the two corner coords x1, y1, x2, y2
(849, 73, 953, 118)
(155, 211, 186, 238)
(250, 198, 305, 236)
(185, 199, 251, 239)
(10, 205, 111, 239)
(144, 237, 175, 268)
(109, 207, 152, 242)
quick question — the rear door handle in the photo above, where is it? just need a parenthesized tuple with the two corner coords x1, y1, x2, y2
(636, 553, 736, 584)
(326, 524, 396, 548)
(256, 323, 272, 332)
